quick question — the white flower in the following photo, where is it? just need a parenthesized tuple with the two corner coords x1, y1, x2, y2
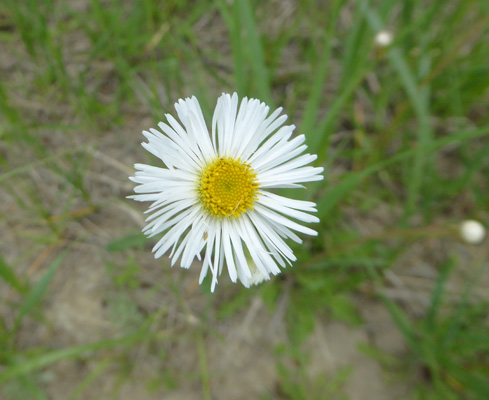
(459, 220, 486, 245)
(129, 93, 323, 292)
(374, 30, 393, 48)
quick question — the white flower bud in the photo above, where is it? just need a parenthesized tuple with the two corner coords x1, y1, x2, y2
(459, 220, 486, 245)
(374, 30, 393, 48)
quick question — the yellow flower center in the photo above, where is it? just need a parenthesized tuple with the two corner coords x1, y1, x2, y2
(199, 157, 259, 218)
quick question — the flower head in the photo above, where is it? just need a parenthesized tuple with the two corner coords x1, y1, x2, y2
(374, 30, 394, 48)
(129, 93, 323, 291)
(459, 220, 486, 245)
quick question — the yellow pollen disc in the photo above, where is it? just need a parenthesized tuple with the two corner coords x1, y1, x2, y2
(199, 157, 259, 218)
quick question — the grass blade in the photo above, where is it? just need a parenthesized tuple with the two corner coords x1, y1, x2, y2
(300, 0, 343, 135)
(382, 297, 417, 349)
(235, 0, 272, 104)
(67, 360, 110, 400)
(216, 1, 245, 95)
(14, 252, 65, 330)
(0, 332, 146, 384)
(425, 258, 455, 331)
(316, 122, 489, 218)
(359, 0, 433, 218)
(0, 254, 27, 295)
(106, 232, 147, 252)
(308, 68, 366, 159)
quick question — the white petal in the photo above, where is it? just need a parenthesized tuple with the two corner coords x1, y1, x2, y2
(237, 216, 279, 276)
(258, 195, 319, 224)
(228, 218, 252, 280)
(259, 166, 324, 186)
(253, 136, 307, 172)
(211, 225, 221, 292)
(239, 110, 286, 159)
(254, 204, 318, 236)
(249, 211, 296, 261)
(199, 226, 215, 284)
(260, 191, 317, 212)
(152, 208, 198, 258)
(222, 219, 238, 282)
(246, 125, 294, 165)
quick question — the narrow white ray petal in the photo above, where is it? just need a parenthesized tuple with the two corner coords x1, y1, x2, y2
(259, 191, 317, 212)
(272, 220, 303, 243)
(231, 94, 252, 154)
(216, 100, 227, 156)
(228, 219, 252, 280)
(143, 193, 196, 217)
(147, 198, 197, 225)
(175, 217, 206, 268)
(211, 225, 221, 292)
(133, 164, 194, 181)
(254, 204, 318, 236)
(133, 180, 194, 194)
(222, 219, 238, 282)
(218, 248, 226, 276)
(211, 98, 221, 151)
(145, 207, 193, 237)
(200, 226, 216, 284)
(174, 98, 190, 126)
(232, 98, 269, 158)
(254, 144, 307, 173)
(252, 136, 307, 171)
(213, 93, 232, 155)
(169, 230, 192, 266)
(164, 113, 203, 160)
(249, 211, 296, 262)
(258, 183, 306, 189)
(141, 140, 184, 173)
(144, 201, 196, 234)
(258, 167, 324, 186)
(222, 93, 239, 155)
(188, 112, 214, 161)
(261, 111, 286, 135)
(258, 196, 319, 224)
(246, 125, 294, 164)
(252, 219, 290, 268)
(140, 134, 176, 168)
(258, 154, 318, 178)
(238, 216, 279, 276)
(155, 124, 203, 168)
(128, 193, 164, 202)
(152, 208, 197, 258)
(189, 96, 216, 154)
(236, 103, 279, 158)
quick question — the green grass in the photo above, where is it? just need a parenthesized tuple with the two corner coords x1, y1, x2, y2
(1, 0, 489, 398)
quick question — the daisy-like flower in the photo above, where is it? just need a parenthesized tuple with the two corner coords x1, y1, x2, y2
(129, 93, 323, 292)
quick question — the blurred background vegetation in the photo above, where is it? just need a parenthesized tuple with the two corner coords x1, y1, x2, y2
(1, 0, 489, 399)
